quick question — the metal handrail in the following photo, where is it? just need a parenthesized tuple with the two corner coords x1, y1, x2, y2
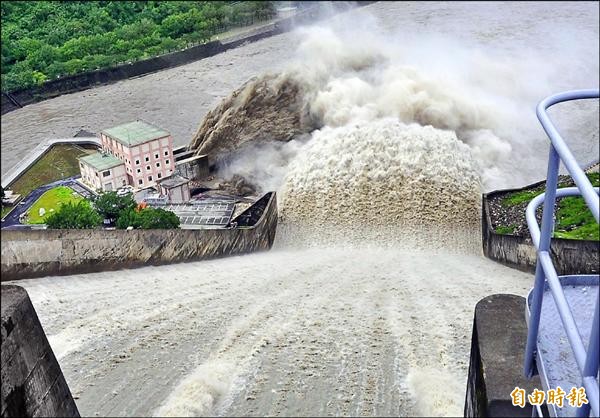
(523, 89, 599, 418)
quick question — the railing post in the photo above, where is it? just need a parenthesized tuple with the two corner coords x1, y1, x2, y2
(523, 145, 560, 377)
(524, 262, 546, 377)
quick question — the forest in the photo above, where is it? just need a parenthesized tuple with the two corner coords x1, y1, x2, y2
(1, 1, 277, 92)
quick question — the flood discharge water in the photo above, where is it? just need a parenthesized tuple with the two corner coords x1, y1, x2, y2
(4, 2, 599, 417)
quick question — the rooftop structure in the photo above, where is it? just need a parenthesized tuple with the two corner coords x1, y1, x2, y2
(158, 175, 190, 189)
(156, 175, 190, 203)
(79, 153, 123, 171)
(101, 121, 170, 147)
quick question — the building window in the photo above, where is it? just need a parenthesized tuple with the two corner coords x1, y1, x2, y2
(145, 156, 149, 162)
(146, 165, 151, 171)
(137, 168, 141, 173)
(148, 175, 153, 182)
(138, 179, 143, 185)
(164, 150, 169, 156)
(95, 172, 99, 177)
(102, 170, 110, 177)
(156, 162, 160, 168)
(158, 173, 162, 179)
(165, 159, 170, 165)
(154, 153, 159, 159)
(135, 159, 140, 165)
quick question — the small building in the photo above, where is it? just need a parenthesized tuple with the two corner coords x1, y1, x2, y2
(79, 153, 127, 191)
(174, 154, 209, 181)
(78, 120, 176, 191)
(156, 175, 191, 203)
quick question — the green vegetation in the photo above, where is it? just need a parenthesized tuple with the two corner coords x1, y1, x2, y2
(501, 173, 600, 207)
(116, 207, 180, 229)
(1, 206, 13, 219)
(45, 200, 102, 229)
(554, 197, 599, 240)
(1, 1, 276, 91)
(497, 172, 599, 240)
(495, 225, 517, 235)
(501, 189, 543, 207)
(9, 144, 96, 198)
(25, 186, 83, 224)
(93, 191, 136, 222)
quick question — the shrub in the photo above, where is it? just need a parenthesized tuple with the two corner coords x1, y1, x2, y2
(45, 200, 102, 229)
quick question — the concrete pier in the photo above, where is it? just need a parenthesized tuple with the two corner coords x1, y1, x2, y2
(464, 294, 545, 417)
(1, 285, 79, 417)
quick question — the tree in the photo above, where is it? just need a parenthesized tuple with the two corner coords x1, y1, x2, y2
(93, 191, 136, 222)
(116, 207, 180, 229)
(45, 200, 102, 229)
(1, 1, 279, 92)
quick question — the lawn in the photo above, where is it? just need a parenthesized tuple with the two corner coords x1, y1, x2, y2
(1, 206, 13, 219)
(25, 186, 83, 224)
(8, 144, 97, 198)
(492, 172, 599, 240)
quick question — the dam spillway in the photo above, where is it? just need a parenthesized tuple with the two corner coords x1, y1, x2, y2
(1, 1, 598, 417)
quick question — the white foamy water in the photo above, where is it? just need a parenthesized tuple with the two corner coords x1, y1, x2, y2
(2, 2, 598, 417)
(277, 120, 482, 251)
(11, 248, 532, 417)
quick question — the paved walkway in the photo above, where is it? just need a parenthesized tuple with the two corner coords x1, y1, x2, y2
(1, 176, 95, 229)
(1, 137, 100, 189)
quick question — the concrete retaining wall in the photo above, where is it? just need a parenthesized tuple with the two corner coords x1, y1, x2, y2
(464, 294, 544, 417)
(0, 192, 277, 281)
(482, 193, 599, 275)
(1, 285, 79, 417)
(1, 138, 100, 189)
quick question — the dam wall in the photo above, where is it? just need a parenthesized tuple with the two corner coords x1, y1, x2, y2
(482, 193, 599, 275)
(1, 285, 79, 417)
(0, 193, 277, 281)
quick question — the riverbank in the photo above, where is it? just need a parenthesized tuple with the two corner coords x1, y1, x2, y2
(0, 2, 374, 115)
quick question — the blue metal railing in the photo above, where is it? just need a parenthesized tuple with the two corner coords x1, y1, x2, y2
(523, 89, 599, 418)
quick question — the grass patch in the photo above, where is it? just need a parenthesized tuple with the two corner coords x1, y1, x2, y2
(495, 225, 517, 235)
(1, 206, 14, 219)
(497, 172, 598, 240)
(25, 186, 83, 224)
(501, 189, 543, 206)
(554, 196, 600, 240)
(7, 144, 97, 198)
(501, 173, 599, 208)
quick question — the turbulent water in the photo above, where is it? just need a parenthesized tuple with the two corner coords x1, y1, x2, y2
(3, 2, 599, 417)
(12, 249, 532, 417)
(277, 121, 481, 246)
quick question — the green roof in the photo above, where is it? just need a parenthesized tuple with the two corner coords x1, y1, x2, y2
(101, 120, 170, 146)
(79, 152, 124, 171)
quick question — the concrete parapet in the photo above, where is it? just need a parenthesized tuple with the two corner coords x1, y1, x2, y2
(1, 285, 79, 417)
(482, 193, 599, 275)
(464, 294, 545, 417)
(1, 138, 100, 190)
(1, 192, 277, 281)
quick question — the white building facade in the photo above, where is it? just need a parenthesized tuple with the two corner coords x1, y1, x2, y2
(79, 153, 128, 191)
